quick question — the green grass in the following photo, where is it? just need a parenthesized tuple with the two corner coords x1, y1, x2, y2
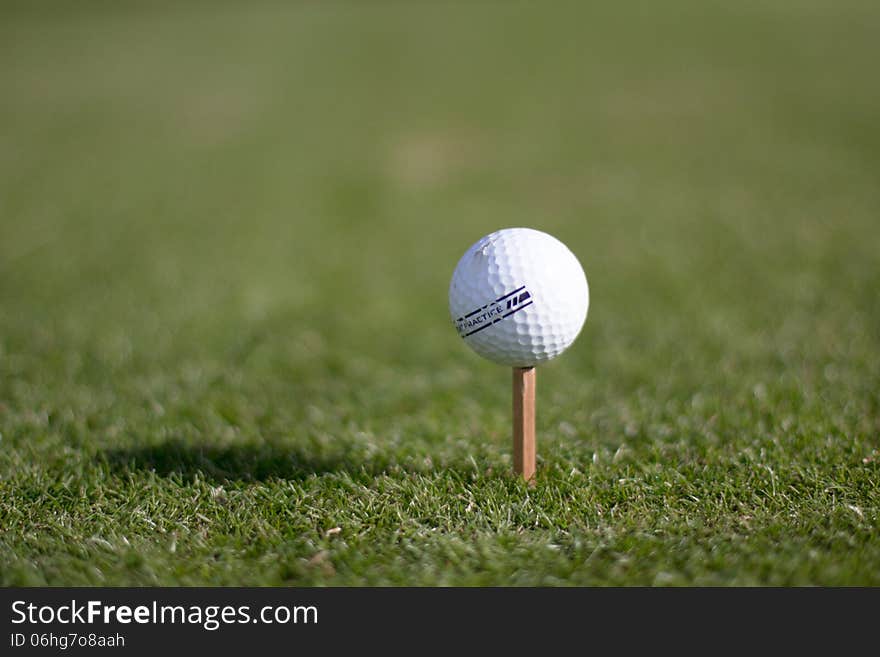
(1, 0, 879, 586)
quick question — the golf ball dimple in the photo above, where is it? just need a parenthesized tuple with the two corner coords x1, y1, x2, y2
(449, 227, 589, 367)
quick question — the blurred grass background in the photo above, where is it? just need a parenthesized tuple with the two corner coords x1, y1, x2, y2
(1, 0, 878, 585)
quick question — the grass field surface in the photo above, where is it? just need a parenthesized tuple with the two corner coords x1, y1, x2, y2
(1, 1, 879, 585)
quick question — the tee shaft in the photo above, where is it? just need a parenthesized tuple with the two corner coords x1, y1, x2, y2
(512, 367, 536, 482)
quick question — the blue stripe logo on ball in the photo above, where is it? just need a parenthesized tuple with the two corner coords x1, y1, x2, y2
(454, 286, 533, 338)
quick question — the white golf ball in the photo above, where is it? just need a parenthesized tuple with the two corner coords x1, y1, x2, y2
(449, 227, 589, 367)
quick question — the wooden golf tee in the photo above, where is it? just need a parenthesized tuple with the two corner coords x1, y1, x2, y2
(513, 366, 536, 483)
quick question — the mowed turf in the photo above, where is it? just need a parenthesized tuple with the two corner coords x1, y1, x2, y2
(1, 1, 878, 586)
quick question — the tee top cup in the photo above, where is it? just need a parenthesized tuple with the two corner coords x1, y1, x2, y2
(449, 227, 589, 367)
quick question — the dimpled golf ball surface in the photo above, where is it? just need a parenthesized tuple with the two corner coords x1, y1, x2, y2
(449, 227, 589, 367)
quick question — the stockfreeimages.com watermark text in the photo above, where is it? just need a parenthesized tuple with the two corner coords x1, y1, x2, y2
(11, 599, 317, 632)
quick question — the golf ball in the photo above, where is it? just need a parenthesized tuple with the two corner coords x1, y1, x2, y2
(449, 227, 589, 367)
